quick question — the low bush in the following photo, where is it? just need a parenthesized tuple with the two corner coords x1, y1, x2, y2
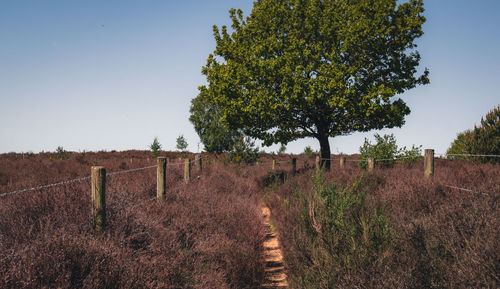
(228, 135, 260, 164)
(359, 134, 422, 168)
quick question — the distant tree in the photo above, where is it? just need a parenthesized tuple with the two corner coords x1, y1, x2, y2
(228, 134, 260, 164)
(56, 146, 69, 159)
(176, 135, 188, 151)
(303, 146, 313, 156)
(198, 0, 429, 170)
(278, 144, 286, 155)
(447, 105, 500, 163)
(189, 87, 240, 153)
(150, 137, 162, 157)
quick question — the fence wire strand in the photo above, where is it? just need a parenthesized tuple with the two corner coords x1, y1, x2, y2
(107, 165, 156, 177)
(1, 164, 161, 197)
(436, 153, 500, 158)
(445, 185, 491, 196)
(0, 176, 91, 197)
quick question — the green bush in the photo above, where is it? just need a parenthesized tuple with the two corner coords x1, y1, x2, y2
(447, 105, 500, 163)
(278, 144, 286, 155)
(303, 146, 313, 156)
(228, 135, 260, 164)
(359, 134, 422, 168)
(56, 146, 69, 159)
(298, 169, 393, 286)
(399, 144, 423, 165)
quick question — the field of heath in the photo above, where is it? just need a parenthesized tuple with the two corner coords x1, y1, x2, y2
(1, 151, 498, 288)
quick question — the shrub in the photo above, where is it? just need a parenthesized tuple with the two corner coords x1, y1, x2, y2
(228, 135, 260, 164)
(447, 105, 500, 163)
(149, 137, 162, 157)
(359, 134, 399, 168)
(278, 144, 286, 155)
(399, 144, 423, 165)
(294, 169, 393, 287)
(303, 146, 313, 156)
(56, 146, 69, 159)
(359, 134, 421, 168)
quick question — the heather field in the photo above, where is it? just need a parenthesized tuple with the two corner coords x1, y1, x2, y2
(265, 158, 499, 288)
(0, 151, 271, 288)
(0, 151, 499, 288)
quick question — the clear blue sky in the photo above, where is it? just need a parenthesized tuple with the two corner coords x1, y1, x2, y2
(1, 0, 499, 155)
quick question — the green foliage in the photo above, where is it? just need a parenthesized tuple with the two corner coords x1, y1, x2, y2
(56, 146, 69, 159)
(399, 144, 423, 165)
(199, 0, 429, 169)
(359, 133, 422, 168)
(299, 169, 393, 285)
(228, 135, 260, 164)
(303, 146, 313, 156)
(149, 137, 162, 158)
(277, 144, 286, 155)
(447, 105, 500, 163)
(176, 135, 188, 152)
(189, 87, 240, 153)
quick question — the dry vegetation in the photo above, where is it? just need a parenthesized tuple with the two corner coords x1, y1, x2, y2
(1, 151, 499, 288)
(265, 158, 499, 288)
(0, 151, 268, 288)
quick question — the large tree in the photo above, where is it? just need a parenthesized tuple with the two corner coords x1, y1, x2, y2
(196, 0, 429, 169)
(189, 86, 240, 153)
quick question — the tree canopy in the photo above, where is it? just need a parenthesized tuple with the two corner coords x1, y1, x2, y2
(447, 105, 500, 163)
(189, 86, 240, 153)
(194, 0, 429, 169)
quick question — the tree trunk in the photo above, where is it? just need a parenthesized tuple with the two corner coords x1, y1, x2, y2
(317, 134, 331, 171)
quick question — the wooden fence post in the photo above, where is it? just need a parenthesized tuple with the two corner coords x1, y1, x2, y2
(157, 157, 166, 200)
(424, 149, 434, 178)
(315, 155, 320, 170)
(91, 166, 106, 232)
(367, 158, 375, 172)
(198, 155, 203, 172)
(272, 159, 276, 171)
(292, 158, 297, 175)
(340, 157, 346, 168)
(184, 158, 191, 183)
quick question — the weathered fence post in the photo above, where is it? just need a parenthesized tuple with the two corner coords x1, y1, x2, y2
(340, 157, 346, 168)
(198, 155, 203, 172)
(157, 157, 166, 200)
(367, 158, 375, 172)
(315, 155, 320, 170)
(91, 166, 106, 232)
(424, 149, 434, 178)
(292, 158, 297, 175)
(184, 158, 191, 183)
(272, 159, 276, 171)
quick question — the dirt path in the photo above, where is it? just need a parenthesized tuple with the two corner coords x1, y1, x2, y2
(261, 206, 288, 288)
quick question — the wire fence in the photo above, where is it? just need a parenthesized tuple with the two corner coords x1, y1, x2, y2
(0, 157, 205, 262)
(1, 154, 497, 263)
(444, 185, 490, 196)
(0, 176, 91, 198)
(442, 153, 500, 158)
(0, 158, 201, 198)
